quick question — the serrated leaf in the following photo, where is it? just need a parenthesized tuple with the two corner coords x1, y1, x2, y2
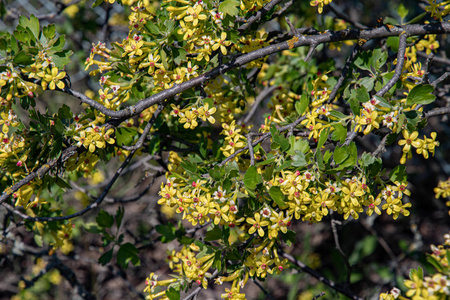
(244, 165, 262, 191)
(96, 210, 114, 228)
(116, 127, 137, 146)
(204, 225, 222, 241)
(316, 128, 330, 150)
(334, 145, 349, 165)
(406, 84, 436, 106)
(389, 165, 407, 182)
(269, 186, 286, 207)
(172, 47, 187, 65)
(356, 85, 370, 103)
(13, 51, 33, 66)
(291, 150, 307, 167)
(144, 21, 161, 35)
(218, 0, 240, 16)
(117, 243, 140, 268)
(166, 287, 180, 300)
(156, 224, 177, 243)
(19, 14, 39, 41)
(331, 123, 347, 144)
(99, 249, 114, 265)
(295, 93, 308, 116)
(43, 24, 56, 40)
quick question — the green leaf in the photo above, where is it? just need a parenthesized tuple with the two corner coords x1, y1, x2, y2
(406, 84, 436, 106)
(218, 0, 240, 16)
(43, 24, 56, 40)
(116, 63, 133, 75)
(360, 152, 375, 167)
(331, 123, 347, 144)
(115, 206, 124, 229)
(291, 150, 307, 167)
(329, 110, 347, 120)
(96, 210, 114, 228)
(295, 93, 308, 116)
(58, 104, 72, 119)
(356, 85, 370, 103)
(316, 128, 330, 150)
(166, 287, 180, 300)
(144, 21, 161, 36)
(117, 243, 140, 268)
(52, 35, 66, 52)
(19, 14, 40, 41)
(180, 159, 197, 174)
(389, 165, 407, 182)
(99, 249, 114, 265)
(13, 51, 33, 65)
(160, 48, 169, 70)
(116, 127, 137, 146)
(271, 125, 289, 151)
(208, 166, 222, 181)
(156, 224, 177, 243)
(52, 50, 73, 69)
(92, 0, 104, 8)
(269, 186, 286, 207)
(205, 225, 223, 242)
(243, 165, 262, 191)
(281, 230, 296, 247)
(172, 47, 187, 65)
(397, 3, 409, 22)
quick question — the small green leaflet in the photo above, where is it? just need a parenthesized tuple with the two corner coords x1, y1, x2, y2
(406, 84, 436, 106)
(295, 93, 308, 116)
(269, 186, 286, 207)
(219, 0, 240, 16)
(243, 165, 262, 190)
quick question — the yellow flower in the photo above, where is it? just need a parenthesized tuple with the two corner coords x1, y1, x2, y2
(40, 67, 66, 90)
(184, 5, 207, 27)
(212, 32, 232, 55)
(246, 213, 269, 237)
(179, 110, 198, 129)
(398, 130, 421, 153)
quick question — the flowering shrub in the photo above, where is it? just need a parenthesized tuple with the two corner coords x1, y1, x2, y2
(1, 0, 450, 299)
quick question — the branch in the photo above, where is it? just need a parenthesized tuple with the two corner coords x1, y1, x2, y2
(344, 32, 408, 146)
(42, 22, 450, 123)
(327, 44, 362, 104)
(182, 270, 219, 300)
(279, 250, 364, 300)
(376, 32, 408, 97)
(330, 213, 352, 287)
(328, 3, 368, 30)
(237, 0, 286, 32)
(4, 148, 136, 222)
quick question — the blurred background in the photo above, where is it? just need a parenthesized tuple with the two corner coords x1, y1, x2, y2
(0, 0, 449, 299)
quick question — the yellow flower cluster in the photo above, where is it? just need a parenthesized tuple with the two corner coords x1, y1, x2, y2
(380, 232, 450, 300)
(73, 126, 115, 153)
(425, 0, 450, 21)
(144, 244, 215, 299)
(398, 130, 439, 164)
(434, 178, 450, 215)
(220, 121, 247, 158)
(309, 0, 332, 14)
(171, 102, 217, 129)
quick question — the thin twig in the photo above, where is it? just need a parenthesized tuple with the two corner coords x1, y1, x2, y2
(252, 278, 276, 300)
(242, 85, 277, 124)
(279, 250, 364, 300)
(328, 3, 368, 30)
(330, 212, 352, 287)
